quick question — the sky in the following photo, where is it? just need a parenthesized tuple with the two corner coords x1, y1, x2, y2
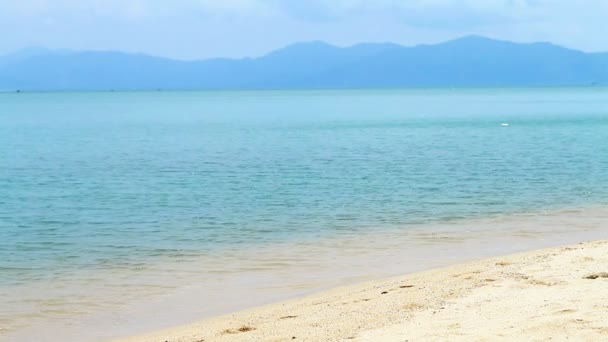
(0, 0, 607, 60)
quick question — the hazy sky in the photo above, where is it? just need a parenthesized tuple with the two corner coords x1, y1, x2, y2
(1, 0, 606, 60)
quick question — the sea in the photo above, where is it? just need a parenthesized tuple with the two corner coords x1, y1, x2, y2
(1, 87, 608, 341)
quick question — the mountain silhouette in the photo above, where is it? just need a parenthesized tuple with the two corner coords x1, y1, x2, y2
(1, 36, 606, 91)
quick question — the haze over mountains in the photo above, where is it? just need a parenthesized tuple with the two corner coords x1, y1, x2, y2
(1, 36, 607, 91)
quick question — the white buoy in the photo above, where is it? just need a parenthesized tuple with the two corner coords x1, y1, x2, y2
(501, 123, 509, 127)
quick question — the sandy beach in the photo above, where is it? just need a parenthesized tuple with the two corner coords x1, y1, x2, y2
(116, 239, 608, 342)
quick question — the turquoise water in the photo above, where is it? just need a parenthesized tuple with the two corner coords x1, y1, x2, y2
(1, 88, 608, 338)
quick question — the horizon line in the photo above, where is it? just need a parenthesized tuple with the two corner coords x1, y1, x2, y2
(2, 85, 606, 95)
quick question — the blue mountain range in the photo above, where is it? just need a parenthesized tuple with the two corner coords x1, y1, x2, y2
(1, 36, 606, 91)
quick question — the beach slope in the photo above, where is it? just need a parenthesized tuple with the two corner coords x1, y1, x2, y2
(118, 240, 608, 341)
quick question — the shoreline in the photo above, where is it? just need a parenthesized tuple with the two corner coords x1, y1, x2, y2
(4, 206, 608, 341)
(118, 239, 608, 341)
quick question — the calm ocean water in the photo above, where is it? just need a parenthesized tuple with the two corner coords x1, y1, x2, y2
(1, 88, 608, 340)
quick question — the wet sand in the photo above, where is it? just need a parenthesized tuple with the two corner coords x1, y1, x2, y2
(118, 239, 608, 341)
(4, 207, 608, 341)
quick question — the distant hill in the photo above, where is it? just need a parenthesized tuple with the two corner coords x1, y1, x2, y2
(1, 36, 607, 91)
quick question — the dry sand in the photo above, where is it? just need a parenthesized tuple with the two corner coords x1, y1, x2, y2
(117, 240, 608, 342)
